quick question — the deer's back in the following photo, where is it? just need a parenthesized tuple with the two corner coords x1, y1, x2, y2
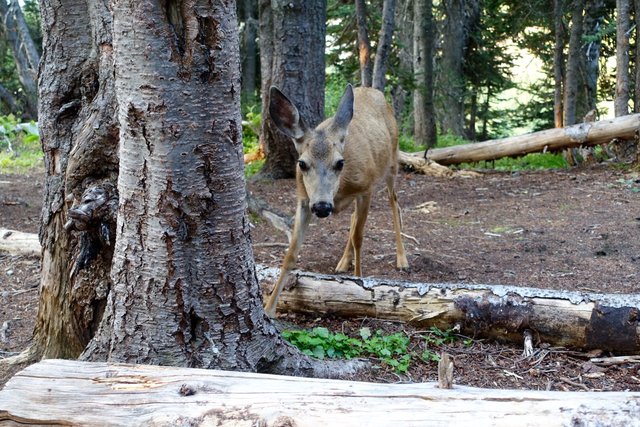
(338, 87, 398, 195)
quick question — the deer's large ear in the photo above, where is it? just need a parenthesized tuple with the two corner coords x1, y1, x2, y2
(269, 86, 307, 140)
(333, 84, 354, 132)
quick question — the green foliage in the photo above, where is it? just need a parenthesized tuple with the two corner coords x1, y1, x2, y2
(242, 106, 261, 153)
(324, 72, 350, 117)
(0, 114, 42, 172)
(282, 327, 364, 360)
(457, 152, 568, 171)
(283, 325, 464, 374)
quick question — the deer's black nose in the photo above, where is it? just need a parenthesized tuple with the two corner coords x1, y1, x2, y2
(312, 202, 333, 218)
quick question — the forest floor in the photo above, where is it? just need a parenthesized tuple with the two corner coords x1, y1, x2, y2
(1, 164, 640, 392)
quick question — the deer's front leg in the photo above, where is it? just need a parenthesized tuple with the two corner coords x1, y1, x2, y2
(264, 200, 311, 317)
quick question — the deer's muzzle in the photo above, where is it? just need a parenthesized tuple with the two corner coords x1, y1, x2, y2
(311, 201, 333, 218)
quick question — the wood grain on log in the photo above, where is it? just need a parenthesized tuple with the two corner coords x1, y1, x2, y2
(257, 266, 640, 354)
(0, 359, 639, 426)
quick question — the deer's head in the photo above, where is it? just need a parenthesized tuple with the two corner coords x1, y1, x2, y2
(269, 85, 354, 218)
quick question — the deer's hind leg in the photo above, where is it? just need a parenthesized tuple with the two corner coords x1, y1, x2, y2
(335, 193, 372, 276)
(386, 174, 408, 270)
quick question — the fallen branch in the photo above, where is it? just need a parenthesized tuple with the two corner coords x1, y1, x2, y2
(406, 113, 640, 166)
(0, 359, 639, 426)
(257, 266, 640, 354)
(0, 228, 40, 257)
(590, 355, 640, 366)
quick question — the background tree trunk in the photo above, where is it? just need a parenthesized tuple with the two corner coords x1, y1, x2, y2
(240, 0, 259, 106)
(258, 0, 326, 179)
(28, 0, 118, 362)
(553, 0, 564, 128)
(634, 0, 640, 112)
(372, 0, 396, 91)
(580, 0, 605, 116)
(355, 0, 373, 87)
(413, 0, 437, 148)
(615, 0, 630, 116)
(438, 0, 467, 137)
(563, 0, 584, 126)
(0, 0, 39, 118)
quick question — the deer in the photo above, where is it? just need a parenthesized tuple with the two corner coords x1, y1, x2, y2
(263, 84, 408, 317)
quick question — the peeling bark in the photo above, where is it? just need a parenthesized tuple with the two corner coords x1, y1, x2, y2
(259, 267, 640, 354)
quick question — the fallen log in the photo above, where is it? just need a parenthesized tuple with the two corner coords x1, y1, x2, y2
(0, 228, 40, 257)
(257, 266, 640, 354)
(3, 228, 639, 354)
(406, 113, 640, 166)
(1, 359, 639, 426)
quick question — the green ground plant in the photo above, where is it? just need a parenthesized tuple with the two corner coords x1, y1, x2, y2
(0, 115, 42, 172)
(282, 325, 464, 373)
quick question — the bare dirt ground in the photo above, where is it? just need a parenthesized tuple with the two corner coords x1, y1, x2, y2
(1, 164, 640, 392)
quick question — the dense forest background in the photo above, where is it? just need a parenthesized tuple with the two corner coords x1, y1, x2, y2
(0, 0, 638, 171)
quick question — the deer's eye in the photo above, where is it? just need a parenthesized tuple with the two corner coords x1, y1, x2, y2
(298, 160, 309, 171)
(334, 159, 345, 171)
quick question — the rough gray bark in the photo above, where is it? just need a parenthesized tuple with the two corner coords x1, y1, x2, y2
(258, 0, 326, 179)
(372, 0, 396, 91)
(563, 0, 584, 126)
(615, 0, 630, 116)
(0, 0, 39, 118)
(355, 0, 372, 87)
(553, 0, 564, 128)
(77, 0, 350, 379)
(25, 0, 118, 362)
(413, 0, 437, 148)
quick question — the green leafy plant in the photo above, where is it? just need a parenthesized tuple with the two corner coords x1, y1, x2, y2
(282, 326, 455, 374)
(282, 327, 363, 360)
(0, 114, 43, 172)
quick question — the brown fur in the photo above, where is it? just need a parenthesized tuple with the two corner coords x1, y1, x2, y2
(264, 85, 408, 316)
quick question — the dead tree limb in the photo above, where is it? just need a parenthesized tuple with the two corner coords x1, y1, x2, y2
(0, 228, 39, 256)
(404, 113, 640, 166)
(1, 359, 639, 426)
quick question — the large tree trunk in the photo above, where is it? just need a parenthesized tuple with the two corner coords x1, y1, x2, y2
(261, 269, 640, 354)
(553, 0, 565, 128)
(413, 0, 437, 148)
(0, 0, 40, 118)
(372, 0, 396, 91)
(355, 0, 373, 87)
(615, 0, 631, 116)
(2, 359, 640, 426)
(76, 0, 353, 379)
(24, 0, 119, 362)
(257, 0, 326, 179)
(413, 113, 640, 165)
